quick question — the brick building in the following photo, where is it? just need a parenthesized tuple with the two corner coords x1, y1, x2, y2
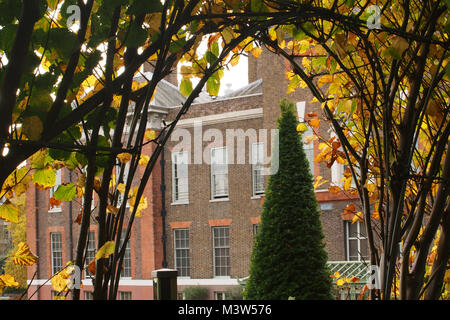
(25, 48, 366, 300)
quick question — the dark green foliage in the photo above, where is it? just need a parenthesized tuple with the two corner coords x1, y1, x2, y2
(244, 99, 333, 300)
(183, 286, 209, 300)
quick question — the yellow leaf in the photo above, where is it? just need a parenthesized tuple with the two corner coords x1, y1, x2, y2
(0, 200, 20, 223)
(0, 274, 19, 287)
(117, 153, 132, 164)
(139, 154, 150, 166)
(51, 271, 70, 292)
(352, 212, 363, 224)
(12, 242, 38, 266)
(117, 183, 126, 194)
(336, 278, 345, 286)
(318, 74, 333, 88)
(296, 123, 308, 134)
(144, 129, 157, 141)
(95, 241, 115, 260)
(106, 205, 119, 215)
(250, 46, 262, 58)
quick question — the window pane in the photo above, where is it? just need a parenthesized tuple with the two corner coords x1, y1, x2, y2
(120, 231, 131, 278)
(213, 227, 230, 277)
(348, 239, 358, 261)
(173, 152, 189, 202)
(51, 232, 63, 274)
(174, 229, 190, 277)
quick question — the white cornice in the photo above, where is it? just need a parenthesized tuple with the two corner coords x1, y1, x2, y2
(173, 108, 263, 128)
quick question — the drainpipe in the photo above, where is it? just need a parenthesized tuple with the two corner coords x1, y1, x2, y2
(34, 187, 40, 300)
(68, 171, 74, 261)
(160, 132, 168, 268)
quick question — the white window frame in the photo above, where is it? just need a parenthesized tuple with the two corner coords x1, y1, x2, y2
(84, 230, 96, 278)
(119, 230, 132, 278)
(212, 226, 230, 278)
(251, 142, 265, 197)
(345, 221, 368, 262)
(49, 169, 62, 212)
(210, 147, 229, 200)
(174, 228, 190, 278)
(214, 292, 227, 300)
(50, 232, 63, 275)
(171, 151, 189, 204)
(119, 291, 132, 300)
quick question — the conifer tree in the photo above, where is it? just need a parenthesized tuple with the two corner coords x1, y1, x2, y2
(245, 99, 332, 300)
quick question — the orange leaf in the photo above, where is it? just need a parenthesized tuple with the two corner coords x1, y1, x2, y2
(308, 119, 320, 128)
(49, 197, 61, 209)
(344, 204, 356, 215)
(328, 185, 342, 194)
(88, 259, 96, 275)
(74, 211, 82, 225)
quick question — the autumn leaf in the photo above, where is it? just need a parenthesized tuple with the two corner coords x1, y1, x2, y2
(352, 211, 363, 224)
(0, 200, 20, 223)
(328, 185, 342, 194)
(317, 74, 333, 88)
(94, 176, 101, 192)
(344, 203, 356, 215)
(51, 270, 70, 292)
(117, 152, 132, 164)
(12, 242, 38, 266)
(139, 154, 150, 166)
(74, 212, 82, 225)
(0, 274, 19, 287)
(296, 123, 308, 134)
(32, 167, 56, 189)
(144, 129, 157, 141)
(95, 241, 115, 260)
(308, 119, 320, 128)
(88, 259, 96, 275)
(330, 271, 340, 279)
(336, 278, 345, 286)
(107, 205, 119, 215)
(49, 197, 62, 209)
(117, 183, 126, 194)
(314, 176, 328, 189)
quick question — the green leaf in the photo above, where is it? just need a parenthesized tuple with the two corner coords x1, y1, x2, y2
(0, 201, 20, 223)
(206, 74, 220, 96)
(179, 78, 193, 97)
(127, 0, 163, 15)
(53, 183, 77, 201)
(125, 23, 148, 48)
(32, 167, 56, 188)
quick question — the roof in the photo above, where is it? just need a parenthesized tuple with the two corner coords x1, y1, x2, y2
(134, 72, 186, 107)
(135, 72, 263, 107)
